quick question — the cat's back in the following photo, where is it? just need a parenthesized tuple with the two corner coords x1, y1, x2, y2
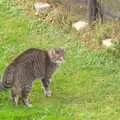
(2, 48, 48, 87)
(3, 48, 44, 76)
(13, 48, 47, 64)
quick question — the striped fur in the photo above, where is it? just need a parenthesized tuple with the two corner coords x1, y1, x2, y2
(0, 48, 64, 107)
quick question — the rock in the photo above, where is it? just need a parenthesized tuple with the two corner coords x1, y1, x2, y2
(72, 21, 88, 31)
(102, 38, 114, 47)
(34, 2, 50, 14)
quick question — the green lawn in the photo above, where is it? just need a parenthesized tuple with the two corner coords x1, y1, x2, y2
(0, 0, 120, 120)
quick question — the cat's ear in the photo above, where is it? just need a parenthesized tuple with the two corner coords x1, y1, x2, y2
(48, 48, 55, 59)
(60, 47, 65, 50)
(60, 47, 65, 52)
(54, 47, 65, 53)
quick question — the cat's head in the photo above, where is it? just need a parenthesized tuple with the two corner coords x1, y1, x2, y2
(48, 47, 65, 64)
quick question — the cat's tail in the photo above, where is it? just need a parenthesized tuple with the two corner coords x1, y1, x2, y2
(0, 81, 8, 91)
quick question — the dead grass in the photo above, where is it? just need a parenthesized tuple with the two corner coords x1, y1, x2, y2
(75, 20, 120, 50)
(15, 0, 120, 50)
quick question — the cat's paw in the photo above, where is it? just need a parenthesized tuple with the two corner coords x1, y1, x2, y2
(45, 90, 52, 97)
(26, 103, 32, 108)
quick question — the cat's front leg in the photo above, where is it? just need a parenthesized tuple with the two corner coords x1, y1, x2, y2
(22, 87, 32, 108)
(41, 78, 52, 97)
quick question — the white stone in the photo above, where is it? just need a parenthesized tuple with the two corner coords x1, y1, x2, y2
(34, 2, 50, 13)
(102, 38, 113, 47)
(72, 21, 88, 31)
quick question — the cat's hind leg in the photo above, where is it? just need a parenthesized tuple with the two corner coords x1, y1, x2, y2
(22, 88, 32, 108)
(23, 98, 32, 108)
(11, 87, 21, 106)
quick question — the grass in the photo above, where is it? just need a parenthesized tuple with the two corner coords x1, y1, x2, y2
(0, 0, 120, 120)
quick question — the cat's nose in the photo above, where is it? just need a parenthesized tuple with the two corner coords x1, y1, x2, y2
(59, 56, 64, 61)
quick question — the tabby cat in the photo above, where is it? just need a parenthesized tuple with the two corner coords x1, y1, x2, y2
(0, 48, 64, 107)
